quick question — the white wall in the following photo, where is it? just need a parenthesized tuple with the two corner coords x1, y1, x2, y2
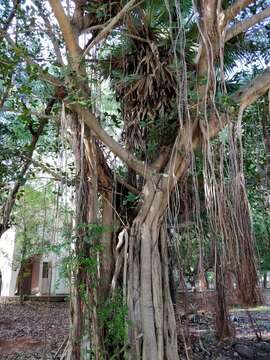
(38, 253, 69, 295)
(48, 253, 69, 295)
(0, 228, 20, 296)
(0, 229, 69, 296)
(52, 260, 69, 295)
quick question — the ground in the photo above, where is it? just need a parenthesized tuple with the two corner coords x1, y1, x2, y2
(0, 291, 270, 359)
(0, 300, 69, 360)
(176, 289, 270, 359)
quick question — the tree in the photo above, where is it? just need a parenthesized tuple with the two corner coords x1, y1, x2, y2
(1, 1, 270, 359)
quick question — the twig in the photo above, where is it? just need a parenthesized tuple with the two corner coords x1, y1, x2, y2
(246, 310, 262, 341)
(59, 338, 69, 360)
(199, 338, 211, 356)
(54, 336, 69, 359)
(82, 0, 141, 58)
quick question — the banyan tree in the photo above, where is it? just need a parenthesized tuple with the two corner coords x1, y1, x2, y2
(1, 0, 270, 359)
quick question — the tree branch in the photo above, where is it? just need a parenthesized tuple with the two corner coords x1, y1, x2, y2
(0, 97, 57, 237)
(34, 1, 64, 66)
(235, 68, 270, 108)
(0, 0, 21, 34)
(1, 30, 63, 87)
(69, 68, 270, 179)
(224, 0, 253, 24)
(116, 177, 140, 195)
(82, 0, 140, 58)
(48, 0, 82, 69)
(226, 6, 270, 41)
(69, 104, 150, 178)
(49, 1, 151, 178)
(163, 67, 270, 195)
(28, 158, 73, 186)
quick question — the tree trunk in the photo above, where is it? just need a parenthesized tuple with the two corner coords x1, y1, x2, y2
(215, 257, 234, 340)
(231, 173, 262, 307)
(68, 117, 101, 359)
(263, 273, 267, 289)
(127, 182, 178, 360)
(198, 256, 208, 292)
(100, 190, 114, 300)
(261, 97, 270, 184)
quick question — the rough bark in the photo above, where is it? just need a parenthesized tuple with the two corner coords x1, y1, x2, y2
(215, 255, 234, 340)
(198, 259, 209, 292)
(69, 117, 100, 360)
(263, 273, 267, 289)
(127, 179, 178, 360)
(261, 97, 270, 178)
(100, 190, 114, 300)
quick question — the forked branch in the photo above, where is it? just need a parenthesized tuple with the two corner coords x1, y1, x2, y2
(82, 0, 140, 58)
(49, 0, 151, 178)
(48, 0, 82, 68)
(69, 104, 150, 178)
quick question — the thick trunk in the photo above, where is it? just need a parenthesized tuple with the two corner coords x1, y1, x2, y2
(127, 184, 178, 360)
(236, 261, 262, 306)
(68, 118, 116, 359)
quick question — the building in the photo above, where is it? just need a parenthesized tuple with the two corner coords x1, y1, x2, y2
(0, 228, 69, 297)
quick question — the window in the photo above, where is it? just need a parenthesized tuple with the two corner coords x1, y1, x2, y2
(42, 262, 49, 279)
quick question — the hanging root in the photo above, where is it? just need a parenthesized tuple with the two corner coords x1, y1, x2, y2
(228, 112, 262, 307)
(215, 255, 235, 340)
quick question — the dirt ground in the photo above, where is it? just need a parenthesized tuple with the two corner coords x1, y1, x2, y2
(176, 289, 270, 359)
(0, 300, 69, 359)
(0, 291, 270, 359)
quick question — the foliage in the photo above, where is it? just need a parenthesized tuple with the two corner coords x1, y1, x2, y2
(98, 291, 129, 353)
(1, 0, 270, 356)
(13, 184, 69, 259)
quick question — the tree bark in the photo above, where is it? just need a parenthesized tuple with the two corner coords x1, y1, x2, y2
(263, 273, 267, 289)
(69, 117, 101, 359)
(215, 255, 234, 340)
(261, 97, 270, 179)
(198, 258, 209, 292)
(100, 190, 114, 300)
(127, 181, 178, 360)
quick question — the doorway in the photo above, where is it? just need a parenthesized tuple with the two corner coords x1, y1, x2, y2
(41, 261, 52, 294)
